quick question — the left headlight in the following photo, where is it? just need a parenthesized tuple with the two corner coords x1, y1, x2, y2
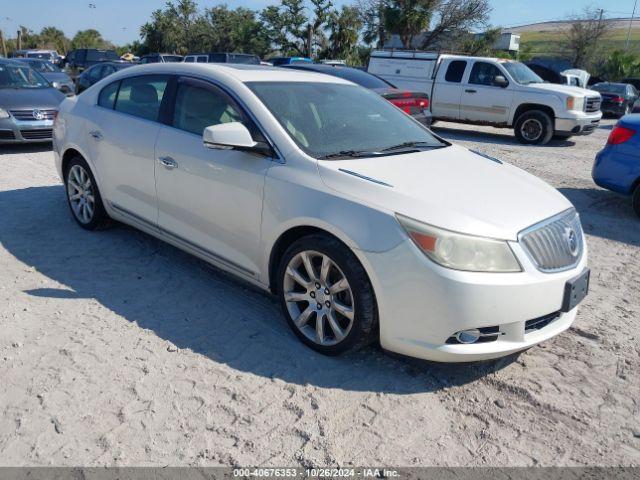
(396, 214, 522, 272)
(0, 108, 9, 119)
(567, 96, 585, 112)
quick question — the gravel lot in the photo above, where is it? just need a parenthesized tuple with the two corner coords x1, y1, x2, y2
(0, 118, 638, 467)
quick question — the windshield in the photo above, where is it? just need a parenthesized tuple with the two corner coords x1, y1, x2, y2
(0, 64, 50, 89)
(248, 81, 446, 159)
(502, 62, 543, 85)
(87, 50, 119, 61)
(27, 52, 52, 60)
(24, 60, 60, 73)
(592, 83, 626, 95)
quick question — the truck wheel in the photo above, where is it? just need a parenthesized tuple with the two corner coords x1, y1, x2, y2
(633, 184, 640, 218)
(514, 110, 554, 145)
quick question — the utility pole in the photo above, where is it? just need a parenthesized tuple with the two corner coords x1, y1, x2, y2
(626, 0, 638, 51)
(0, 30, 6, 57)
(16, 29, 22, 50)
(306, 23, 313, 59)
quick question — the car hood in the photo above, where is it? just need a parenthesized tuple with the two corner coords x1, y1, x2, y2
(42, 72, 73, 84)
(0, 87, 65, 110)
(525, 82, 601, 98)
(317, 145, 572, 241)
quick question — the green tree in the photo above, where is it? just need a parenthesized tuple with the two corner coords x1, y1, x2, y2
(599, 50, 640, 81)
(140, 0, 199, 54)
(562, 7, 612, 69)
(383, 0, 436, 49)
(456, 26, 501, 55)
(323, 6, 363, 61)
(71, 29, 110, 49)
(39, 27, 69, 54)
(420, 0, 490, 50)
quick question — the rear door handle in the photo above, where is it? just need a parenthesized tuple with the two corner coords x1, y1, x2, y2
(89, 130, 103, 140)
(158, 156, 178, 170)
(465, 89, 477, 93)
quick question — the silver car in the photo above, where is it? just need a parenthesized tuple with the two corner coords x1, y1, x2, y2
(16, 58, 75, 95)
(0, 59, 65, 143)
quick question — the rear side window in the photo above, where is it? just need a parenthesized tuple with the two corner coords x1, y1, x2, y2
(114, 75, 170, 122)
(196, 56, 208, 63)
(98, 81, 119, 109)
(445, 60, 467, 83)
(184, 56, 195, 63)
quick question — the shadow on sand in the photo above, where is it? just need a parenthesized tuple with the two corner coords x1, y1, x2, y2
(0, 184, 521, 394)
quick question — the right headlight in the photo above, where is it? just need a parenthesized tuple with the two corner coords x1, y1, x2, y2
(567, 96, 585, 112)
(0, 108, 9, 119)
(396, 214, 522, 272)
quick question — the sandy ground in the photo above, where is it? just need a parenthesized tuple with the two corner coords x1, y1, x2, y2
(0, 119, 638, 467)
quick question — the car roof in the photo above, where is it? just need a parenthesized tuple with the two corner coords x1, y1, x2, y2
(100, 62, 353, 85)
(0, 58, 33, 66)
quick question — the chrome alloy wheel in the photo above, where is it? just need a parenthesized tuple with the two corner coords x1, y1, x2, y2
(283, 250, 355, 346)
(521, 118, 543, 141)
(67, 164, 95, 224)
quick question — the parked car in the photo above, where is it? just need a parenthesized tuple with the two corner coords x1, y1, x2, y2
(269, 57, 312, 66)
(183, 53, 260, 64)
(590, 82, 639, 118)
(282, 63, 431, 126)
(60, 48, 120, 77)
(525, 63, 590, 88)
(593, 115, 640, 217)
(0, 59, 65, 143)
(16, 58, 75, 95)
(10, 49, 61, 64)
(138, 53, 184, 64)
(622, 78, 640, 91)
(75, 61, 134, 94)
(368, 51, 603, 145)
(53, 63, 589, 362)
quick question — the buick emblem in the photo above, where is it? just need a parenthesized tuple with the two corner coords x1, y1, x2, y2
(564, 227, 579, 257)
(32, 109, 45, 120)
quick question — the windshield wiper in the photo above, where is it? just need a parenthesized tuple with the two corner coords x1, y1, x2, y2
(380, 141, 446, 152)
(318, 150, 379, 160)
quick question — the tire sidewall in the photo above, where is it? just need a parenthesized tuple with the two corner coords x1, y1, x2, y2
(515, 110, 554, 145)
(277, 234, 377, 356)
(64, 156, 107, 230)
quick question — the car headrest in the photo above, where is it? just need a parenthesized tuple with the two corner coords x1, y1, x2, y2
(130, 84, 158, 104)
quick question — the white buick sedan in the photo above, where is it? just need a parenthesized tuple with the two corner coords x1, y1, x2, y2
(53, 63, 589, 362)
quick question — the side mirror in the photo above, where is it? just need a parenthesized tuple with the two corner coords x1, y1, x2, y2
(203, 122, 272, 156)
(494, 75, 509, 88)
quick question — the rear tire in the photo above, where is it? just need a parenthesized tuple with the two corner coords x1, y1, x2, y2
(633, 184, 640, 218)
(64, 156, 110, 230)
(514, 110, 554, 145)
(277, 234, 378, 356)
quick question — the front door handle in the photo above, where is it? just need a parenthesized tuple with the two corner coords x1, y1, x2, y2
(89, 130, 103, 140)
(465, 89, 477, 93)
(158, 156, 178, 170)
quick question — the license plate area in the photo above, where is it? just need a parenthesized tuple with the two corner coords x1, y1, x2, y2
(561, 268, 590, 312)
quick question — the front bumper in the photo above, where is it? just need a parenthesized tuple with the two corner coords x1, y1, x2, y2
(360, 234, 588, 362)
(555, 112, 602, 136)
(0, 117, 54, 143)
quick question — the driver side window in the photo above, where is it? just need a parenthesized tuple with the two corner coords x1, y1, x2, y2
(469, 62, 503, 87)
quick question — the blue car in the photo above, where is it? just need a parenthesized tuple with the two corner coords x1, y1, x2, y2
(593, 114, 640, 217)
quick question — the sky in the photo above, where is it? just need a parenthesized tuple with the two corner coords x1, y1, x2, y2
(0, 0, 636, 46)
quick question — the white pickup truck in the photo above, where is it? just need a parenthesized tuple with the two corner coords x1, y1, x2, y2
(368, 51, 603, 145)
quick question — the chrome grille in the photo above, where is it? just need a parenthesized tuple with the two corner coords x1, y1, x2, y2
(585, 97, 601, 113)
(9, 109, 57, 121)
(520, 209, 584, 273)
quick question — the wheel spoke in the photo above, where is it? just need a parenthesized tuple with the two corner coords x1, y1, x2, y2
(286, 266, 311, 289)
(320, 255, 331, 283)
(327, 311, 345, 341)
(85, 202, 94, 218)
(69, 192, 82, 201)
(284, 291, 309, 303)
(329, 278, 349, 294)
(332, 300, 353, 320)
(315, 313, 325, 344)
(300, 252, 317, 282)
(294, 306, 314, 328)
(86, 194, 95, 203)
(81, 204, 90, 222)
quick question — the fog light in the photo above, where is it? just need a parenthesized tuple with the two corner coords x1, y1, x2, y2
(455, 329, 481, 344)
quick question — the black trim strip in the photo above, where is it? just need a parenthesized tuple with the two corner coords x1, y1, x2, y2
(110, 202, 255, 277)
(338, 168, 393, 187)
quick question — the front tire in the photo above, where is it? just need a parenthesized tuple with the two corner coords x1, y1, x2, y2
(64, 156, 110, 230)
(514, 110, 554, 145)
(277, 234, 378, 355)
(633, 184, 640, 218)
